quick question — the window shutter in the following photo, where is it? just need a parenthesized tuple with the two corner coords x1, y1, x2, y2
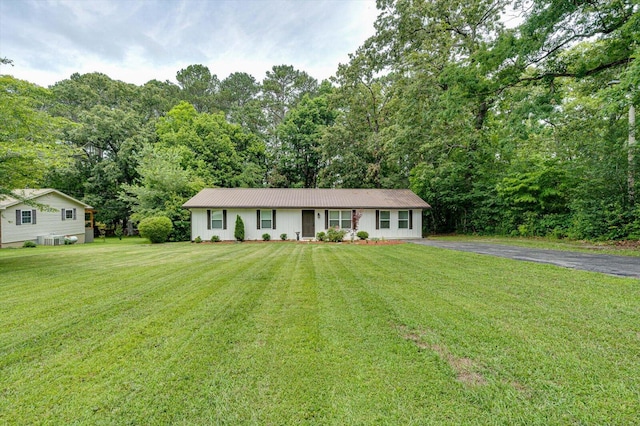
(16, 209, 21, 225)
(409, 210, 413, 230)
(61, 208, 66, 221)
(207, 210, 211, 230)
(256, 210, 261, 229)
(324, 210, 328, 229)
(352, 209, 356, 229)
(223, 210, 227, 230)
(272, 210, 276, 230)
(73, 208, 77, 220)
(375, 210, 380, 230)
(32, 210, 37, 225)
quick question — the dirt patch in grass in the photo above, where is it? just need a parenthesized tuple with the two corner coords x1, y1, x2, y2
(397, 325, 487, 386)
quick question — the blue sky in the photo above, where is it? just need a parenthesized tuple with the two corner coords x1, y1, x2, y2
(0, 0, 378, 87)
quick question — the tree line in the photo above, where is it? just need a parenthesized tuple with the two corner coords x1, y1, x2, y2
(2, 0, 638, 241)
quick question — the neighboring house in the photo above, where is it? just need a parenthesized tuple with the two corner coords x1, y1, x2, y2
(0, 189, 93, 248)
(182, 188, 431, 241)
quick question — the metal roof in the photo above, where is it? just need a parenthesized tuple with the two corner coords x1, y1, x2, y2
(0, 189, 93, 210)
(182, 188, 430, 209)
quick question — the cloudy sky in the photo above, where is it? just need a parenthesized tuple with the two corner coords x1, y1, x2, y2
(0, 0, 379, 87)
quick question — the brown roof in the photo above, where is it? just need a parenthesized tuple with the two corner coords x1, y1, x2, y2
(183, 188, 430, 209)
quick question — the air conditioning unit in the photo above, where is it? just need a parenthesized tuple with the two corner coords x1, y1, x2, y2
(42, 235, 65, 246)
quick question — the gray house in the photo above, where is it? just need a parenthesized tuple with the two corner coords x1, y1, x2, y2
(0, 189, 93, 248)
(182, 188, 430, 241)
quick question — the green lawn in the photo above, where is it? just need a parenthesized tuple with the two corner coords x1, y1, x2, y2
(1, 240, 639, 424)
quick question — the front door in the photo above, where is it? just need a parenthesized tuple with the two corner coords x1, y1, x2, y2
(302, 210, 315, 238)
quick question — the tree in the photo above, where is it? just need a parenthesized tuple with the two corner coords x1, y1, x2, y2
(275, 94, 336, 187)
(234, 215, 245, 242)
(120, 145, 204, 241)
(176, 64, 220, 113)
(0, 76, 75, 199)
(156, 102, 265, 188)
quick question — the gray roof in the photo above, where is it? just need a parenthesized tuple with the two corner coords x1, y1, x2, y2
(0, 189, 93, 210)
(183, 188, 430, 209)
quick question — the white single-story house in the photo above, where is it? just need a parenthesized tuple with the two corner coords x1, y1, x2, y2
(0, 189, 94, 248)
(182, 188, 431, 241)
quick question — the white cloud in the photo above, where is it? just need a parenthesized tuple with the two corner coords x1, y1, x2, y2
(0, 0, 379, 87)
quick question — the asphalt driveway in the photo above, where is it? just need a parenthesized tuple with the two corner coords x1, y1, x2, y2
(410, 240, 640, 279)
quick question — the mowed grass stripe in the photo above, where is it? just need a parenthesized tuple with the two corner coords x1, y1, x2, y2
(1, 241, 639, 424)
(1, 243, 290, 423)
(341, 244, 640, 424)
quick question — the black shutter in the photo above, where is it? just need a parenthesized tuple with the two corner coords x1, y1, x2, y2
(375, 210, 380, 230)
(324, 210, 328, 229)
(73, 208, 77, 220)
(352, 209, 356, 229)
(272, 210, 276, 230)
(16, 209, 21, 225)
(207, 210, 211, 230)
(32, 210, 37, 225)
(409, 210, 413, 230)
(223, 210, 227, 230)
(61, 208, 66, 221)
(256, 210, 261, 229)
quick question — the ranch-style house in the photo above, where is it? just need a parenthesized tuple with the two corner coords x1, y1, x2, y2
(182, 188, 431, 241)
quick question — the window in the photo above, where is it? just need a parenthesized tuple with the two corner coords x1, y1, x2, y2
(256, 210, 276, 229)
(207, 209, 227, 230)
(379, 210, 390, 229)
(211, 210, 224, 229)
(21, 210, 32, 224)
(61, 208, 76, 221)
(329, 210, 351, 229)
(398, 210, 409, 229)
(261, 210, 273, 229)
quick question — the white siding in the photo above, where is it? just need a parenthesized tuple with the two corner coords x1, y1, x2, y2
(190, 208, 423, 241)
(1, 193, 87, 246)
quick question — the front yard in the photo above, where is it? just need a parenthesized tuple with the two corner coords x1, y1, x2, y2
(1, 240, 638, 424)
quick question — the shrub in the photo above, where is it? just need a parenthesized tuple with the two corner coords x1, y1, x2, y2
(316, 231, 326, 242)
(326, 227, 347, 242)
(194, 236, 202, 243)
(356, 231, 369, 240)
(22, 241, 36, 248)
(262, 233, 271, 241)
(211, 235, 221, 243)
(114, 223, 123, 240)
(138, 216, 173, 244)
(234, 215, 245, 242)
(280, 233, 287, 241)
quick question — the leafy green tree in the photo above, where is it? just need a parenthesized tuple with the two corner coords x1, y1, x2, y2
(156, 102, 265, 187)
(275, 94, 336, 187)
(176, 64, 220, 113)
(0, 76, 75, 199)
(120, 145, 204, 241)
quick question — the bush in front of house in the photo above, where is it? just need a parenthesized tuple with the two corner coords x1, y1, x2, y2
(211, 235, 221, 243)
(262, 233, 271, 241)
(194, 236, 202, 243)
(22, 241, 37, 248)
(357, 231, 369, 240)
(326, 227, 347, 242)
(316, 231, 326, 241)
(234, 216, 245, 242)
(138, 216, 173, 244)
(280, 233, 287, 241)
